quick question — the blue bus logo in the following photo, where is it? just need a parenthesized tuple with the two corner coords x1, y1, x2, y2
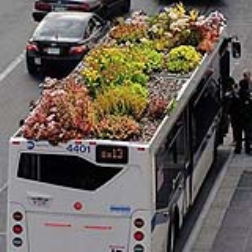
(27, 141, 35, 150)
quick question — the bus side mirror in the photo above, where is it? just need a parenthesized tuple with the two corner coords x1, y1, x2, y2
(232, 37, 241, 58)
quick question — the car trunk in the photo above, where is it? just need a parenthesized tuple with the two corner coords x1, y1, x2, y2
(35, 40, 78, 58)
(37, 0, 100, 11)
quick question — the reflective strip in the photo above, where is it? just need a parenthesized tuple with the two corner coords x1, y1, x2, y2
(84, 225, 112, 230)
(44, 222, 71, 227)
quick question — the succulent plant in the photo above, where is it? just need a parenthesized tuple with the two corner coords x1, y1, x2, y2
(81, 43, 163, 96)
(94, 83, 148, 120)
(109, 23, 148, 43)
(22, 5, 226, 144)
(166, 45, 202, 74)
(147, 96, 169, 119)
(22, 77, 94, 145)
(92, 115, 141, 140)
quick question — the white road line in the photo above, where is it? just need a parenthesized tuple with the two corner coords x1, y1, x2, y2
(0, 52, 25, 83)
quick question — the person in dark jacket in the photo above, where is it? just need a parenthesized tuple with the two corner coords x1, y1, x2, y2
(239, 70, 252, 90)
(234, 77, 252, 154)
(223, 77, 239, 144)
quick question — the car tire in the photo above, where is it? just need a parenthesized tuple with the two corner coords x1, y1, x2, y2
(26, 58, 39, 76)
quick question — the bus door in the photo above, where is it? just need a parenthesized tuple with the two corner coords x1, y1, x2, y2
(190, 76, 221, 201)
(154, 111, 190, 251)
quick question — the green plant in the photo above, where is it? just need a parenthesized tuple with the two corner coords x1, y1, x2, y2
(109, 23, 148, 43)
(22, 77, 94, 145)
(166, 99, 177, 115)
(92, 115, 141, 140)
(94, 84, 148, 120)
(133, 42, 164, 73)
(166, 45, 202, 74)
(131, 82, 149, 98)
(81, 45, 130, 95)
(22, 5, 226, 144)
(81, 43, 163, 96)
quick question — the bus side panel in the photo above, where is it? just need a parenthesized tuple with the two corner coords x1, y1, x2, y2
(191, 130, 216, 203)
(152, 211, 170, 252)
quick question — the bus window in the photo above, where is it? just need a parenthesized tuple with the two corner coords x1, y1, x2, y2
(155, 112, 189, 209)
(17, 153, 123, 191)
(192, 78, 221, 153)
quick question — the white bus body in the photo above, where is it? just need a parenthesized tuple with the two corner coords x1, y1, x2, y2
(6, 28, 239, 252)
(8, 140, 153, 252)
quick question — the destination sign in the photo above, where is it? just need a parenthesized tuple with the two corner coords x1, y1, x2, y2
(96, 145, 128, 164)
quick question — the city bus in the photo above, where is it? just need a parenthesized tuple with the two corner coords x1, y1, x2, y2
(6, 30, 240, 252)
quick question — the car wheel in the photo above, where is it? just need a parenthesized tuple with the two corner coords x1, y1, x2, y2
(26, 58, 39, 76)
(122, 0, 130, 13)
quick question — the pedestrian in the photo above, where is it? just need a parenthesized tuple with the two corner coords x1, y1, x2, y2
(234, 75, 252, 154)
(239, 69, 252, 90)
(223, 76, 239, 144)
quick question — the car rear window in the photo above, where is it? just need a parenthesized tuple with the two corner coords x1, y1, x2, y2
(38, 0, 67, 2)
(18, 153, 123, 191)
(34, 16, 87, 39)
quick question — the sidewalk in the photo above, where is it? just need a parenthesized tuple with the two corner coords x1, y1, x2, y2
(183, 132, 252, 252)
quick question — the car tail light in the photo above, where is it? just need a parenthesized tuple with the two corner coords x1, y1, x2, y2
(68, 3, 90, 11)
(69, 45, 88, 55)
(34, 1, 52, 11)
(134, 231, 144, 241)
(26, 42, 39, 52)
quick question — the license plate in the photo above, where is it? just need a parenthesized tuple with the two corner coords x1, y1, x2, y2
(34, 58, 41, 65)
(53, 5, 66, 11)
(47, 47, 60, 55)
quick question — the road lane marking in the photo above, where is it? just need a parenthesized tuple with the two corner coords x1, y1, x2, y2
(0, 52, 25, 83)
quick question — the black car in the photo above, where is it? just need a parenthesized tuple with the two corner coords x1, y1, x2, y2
(26, 11, 110, 76)
(32, 0, 131, 22)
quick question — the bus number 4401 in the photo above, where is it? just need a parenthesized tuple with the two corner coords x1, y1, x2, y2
(66, 144, 90, 153)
